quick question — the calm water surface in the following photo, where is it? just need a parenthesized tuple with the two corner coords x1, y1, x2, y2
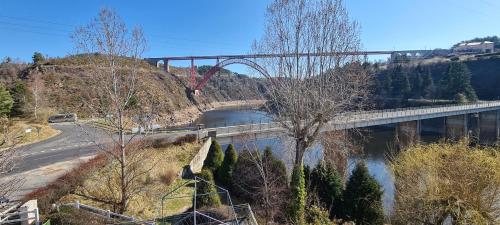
(196, 108, 448, 214)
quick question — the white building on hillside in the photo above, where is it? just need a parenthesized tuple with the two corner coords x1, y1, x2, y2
(453, 41, 495, 54)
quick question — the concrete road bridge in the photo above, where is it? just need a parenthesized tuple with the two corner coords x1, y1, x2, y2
(204, 101, 500, 148)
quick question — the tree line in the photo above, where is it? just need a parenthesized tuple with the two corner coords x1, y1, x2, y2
(198, 140, 385, 225)
(376, 62, 478, 104)
(0, 52, 48, 120)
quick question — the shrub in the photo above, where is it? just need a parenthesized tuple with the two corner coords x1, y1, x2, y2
(151, 137, 172, 149)
(216, 144, 238, 187)
(159, 169, 177, 185)
(289, 165, 306, 225)
(202, 140, 223, 173)
(172, 134, 197, 145)
(306, 205, 336, 225)
(32, 52, 45, 65)
(144, 173, 154, 185)
(152, 134, 196, 149)
(343, 162, 384, 225)
(196, 169, 221, 208)
(390, 141, 500, 224)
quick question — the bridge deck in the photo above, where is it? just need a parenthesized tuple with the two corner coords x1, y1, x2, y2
(206, 101, 500, 137)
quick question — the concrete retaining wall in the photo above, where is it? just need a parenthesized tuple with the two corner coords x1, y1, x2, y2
(183, 137, 212, 178)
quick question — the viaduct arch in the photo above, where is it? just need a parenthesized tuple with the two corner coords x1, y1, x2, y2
(194, 58, 271, 91)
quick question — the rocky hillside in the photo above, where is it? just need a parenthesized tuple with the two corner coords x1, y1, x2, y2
(0, 56, 268, 126)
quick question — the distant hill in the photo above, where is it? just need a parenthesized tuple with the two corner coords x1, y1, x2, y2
(0, 56, 268, 125)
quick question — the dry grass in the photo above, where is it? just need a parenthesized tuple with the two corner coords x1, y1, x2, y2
(59, 141, 201, 219)
(1, 119, 60, 148)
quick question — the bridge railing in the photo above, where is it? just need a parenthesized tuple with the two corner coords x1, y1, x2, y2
(209, 101, 500, 136)
(335, 101, 500, 123)
(340, 100, 500, 117)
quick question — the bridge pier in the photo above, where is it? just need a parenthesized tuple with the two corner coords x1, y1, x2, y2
(474, 110, 500, 145)
(395, 120, 420, 150)
(445, 114, 468, 140)
(497, 110, 500, 142)
(420, 117, 445, 142)
(164, 59, 169, 73)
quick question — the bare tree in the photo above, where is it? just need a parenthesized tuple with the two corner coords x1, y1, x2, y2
(254, 0, 370, 168)
(30, 70, 43, 121)
(232, 138, 289, 224)
(75, 140, 156, 213)
(320, 130, 361, 182)
(71, 8, 150, 213)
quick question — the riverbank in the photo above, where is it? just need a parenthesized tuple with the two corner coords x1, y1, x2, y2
(162, 100, 266, 127)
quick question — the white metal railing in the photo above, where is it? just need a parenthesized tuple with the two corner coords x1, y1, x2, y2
(207, 101, 500, 136)
(58, 201, 154, 225)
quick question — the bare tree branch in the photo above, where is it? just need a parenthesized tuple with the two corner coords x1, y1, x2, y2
(255, 0, 371, 167)
(71, 8, 154, 213)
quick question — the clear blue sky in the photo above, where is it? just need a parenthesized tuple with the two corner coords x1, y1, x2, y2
(0, 0, 498, 71)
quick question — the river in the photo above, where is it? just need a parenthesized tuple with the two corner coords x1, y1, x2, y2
(195, 108, 449, 214)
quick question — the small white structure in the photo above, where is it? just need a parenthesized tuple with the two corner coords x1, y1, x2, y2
(20, 200, 39, 225)
(453, 41, 494, 54)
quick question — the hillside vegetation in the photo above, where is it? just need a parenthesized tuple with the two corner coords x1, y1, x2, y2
(0, 55, 268, 125)
(374, 56, 500, 107)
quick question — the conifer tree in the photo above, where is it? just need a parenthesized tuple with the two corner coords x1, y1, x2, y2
(310, 161, 344, 219)
(411, 65, 424, 98)
(9, 81, 30, 117)
(343, 162, 384, 225)
(378, 72, 393, 97)
(440, 62, 477, 102)
(217, 144, 238, 188)
(196, 169, 222, 208)
(391, 65, 411, 99)
(203, 140, 224, 174)
(263, 146, 287, 185)
(0, 84, 13, 117)
(422, 69, 435, 99)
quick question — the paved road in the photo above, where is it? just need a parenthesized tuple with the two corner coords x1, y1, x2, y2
(2, 122, 193, 200)
(13, 123, 102, 173)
